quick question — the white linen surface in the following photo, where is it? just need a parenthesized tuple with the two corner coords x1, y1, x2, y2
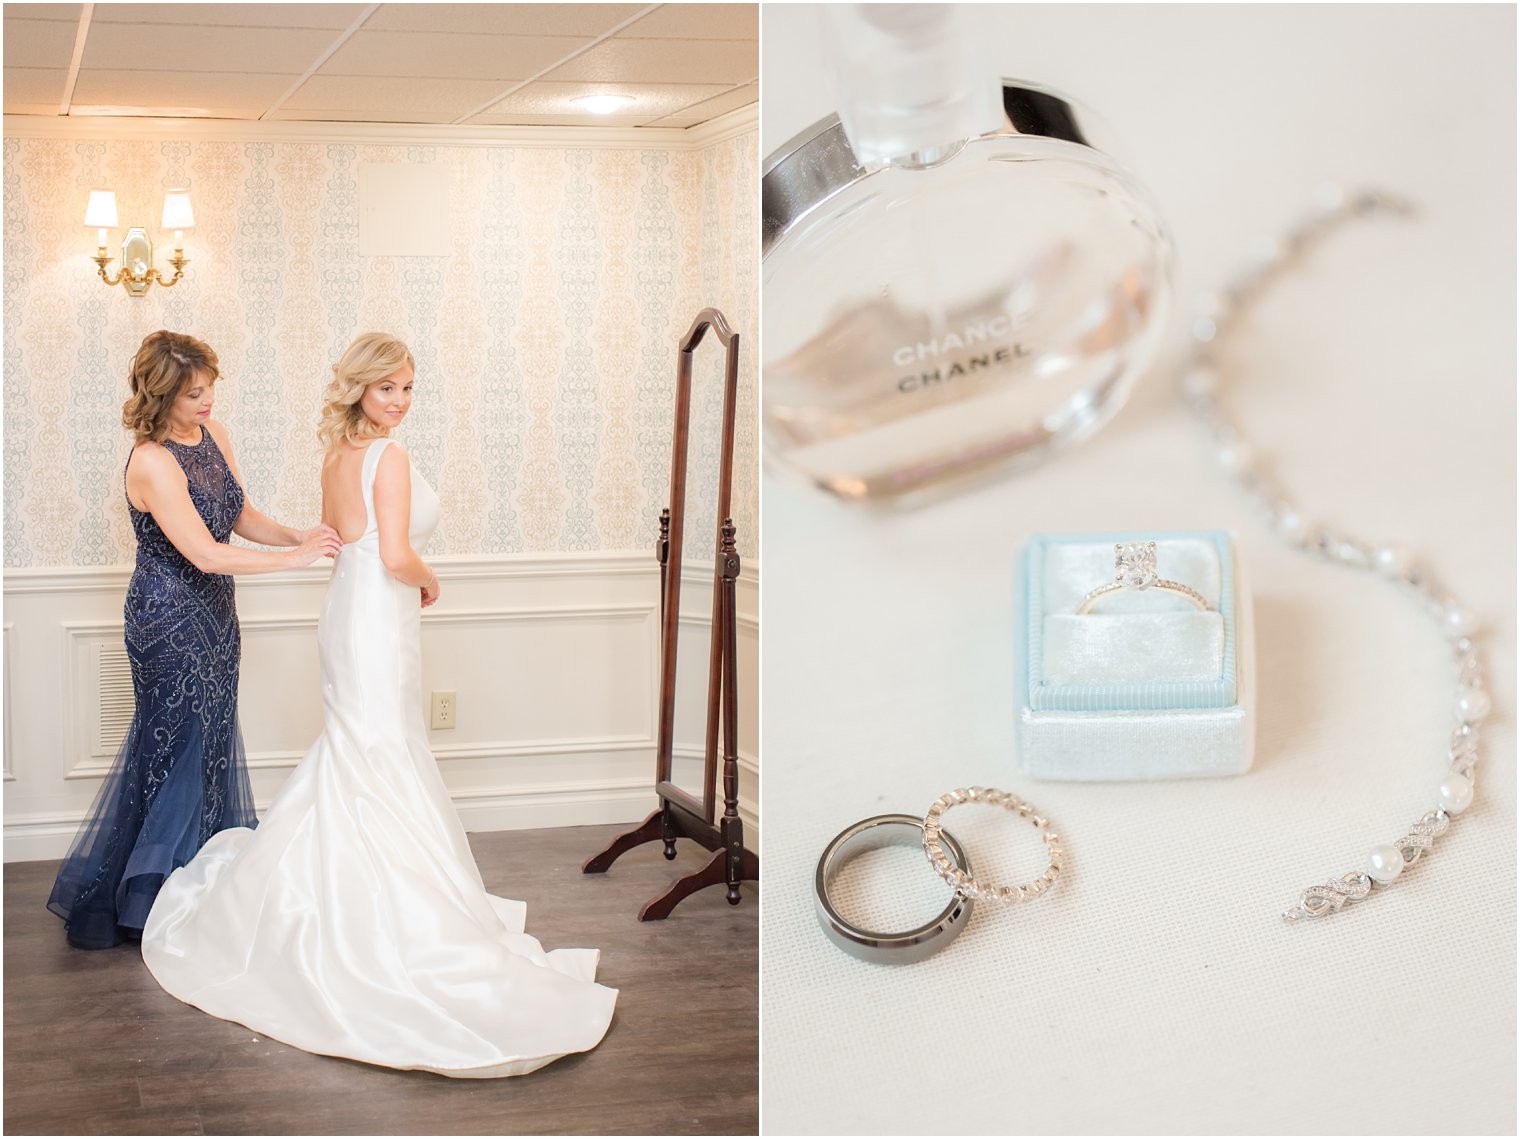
(760, 5, 1515, 1135)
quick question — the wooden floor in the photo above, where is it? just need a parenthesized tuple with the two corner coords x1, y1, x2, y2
(3, 823, 758, 1136)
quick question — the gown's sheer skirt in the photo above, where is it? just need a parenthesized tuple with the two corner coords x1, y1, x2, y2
(50, 428, 255, 949)
(143, 439, 617, 1078)
(46, 716, 255, 948)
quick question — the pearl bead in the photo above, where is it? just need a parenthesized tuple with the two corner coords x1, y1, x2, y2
(1456, 687, 1491, 723)
(1444, 605, 1478, 638)
(1374, 545, 1410, 575)
(1218, 441, 1254, 470)
(1366, 844, 1404, 884)
(1437, 772, 1474, 814)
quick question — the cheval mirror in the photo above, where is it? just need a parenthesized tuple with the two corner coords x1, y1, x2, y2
(583, 307, 759, 919)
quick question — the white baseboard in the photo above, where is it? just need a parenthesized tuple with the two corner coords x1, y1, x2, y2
(460, 784, 760, 848)
(455, 782, 661, 838)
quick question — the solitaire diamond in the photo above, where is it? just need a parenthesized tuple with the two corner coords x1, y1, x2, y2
(1115, 541, 1158, 589)
(1077, 539, 1209, 614)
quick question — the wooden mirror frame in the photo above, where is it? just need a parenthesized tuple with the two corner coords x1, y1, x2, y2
(657, 308, 736, 824)
(582, 307, 760, 919)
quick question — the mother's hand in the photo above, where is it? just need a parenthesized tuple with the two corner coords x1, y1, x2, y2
(290, 525, 344, 567)
(294, 524, 341, 546)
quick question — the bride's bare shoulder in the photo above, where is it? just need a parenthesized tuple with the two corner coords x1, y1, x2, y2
(324, 440, 380, 466)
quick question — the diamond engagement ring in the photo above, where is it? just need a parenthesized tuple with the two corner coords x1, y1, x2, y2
(1075, 540, 1212, 615)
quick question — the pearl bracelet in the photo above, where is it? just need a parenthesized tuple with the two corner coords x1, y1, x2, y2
(1179, 186, 1487, 923)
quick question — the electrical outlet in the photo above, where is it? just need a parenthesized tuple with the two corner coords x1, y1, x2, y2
(430, 690, 456, 730)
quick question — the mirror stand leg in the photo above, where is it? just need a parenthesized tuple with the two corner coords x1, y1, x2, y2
(637, 846, 729, 921)
(582, 808, 667, 874)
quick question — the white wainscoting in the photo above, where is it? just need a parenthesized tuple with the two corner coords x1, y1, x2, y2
(2, 553, 758, 863)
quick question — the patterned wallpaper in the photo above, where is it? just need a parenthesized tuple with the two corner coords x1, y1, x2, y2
(1, 129, 758, 568)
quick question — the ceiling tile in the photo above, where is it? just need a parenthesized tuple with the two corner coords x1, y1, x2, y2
(0, 2, 760, 130)
(282, 73, 509, 114)
(640, 111, 699, 128)
(266, 106, 459, 124)
(91, 4, 366, 29)
(82, 23, 339, 74)
(3, 15, 78, 69)
(70, 69, 295, 114)
(320, 29, 589, 81)
(364, 3, 646, 37)
(643, 82, 755, 126)
(485, 80, 727, 118)
(3, 4, 81, 19)
(547, 38, 756, 86)
(3, 67, 66, 108)
(625, 3, 757, 41)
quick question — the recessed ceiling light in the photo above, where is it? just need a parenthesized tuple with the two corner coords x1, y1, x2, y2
(572, 94, 634, 115)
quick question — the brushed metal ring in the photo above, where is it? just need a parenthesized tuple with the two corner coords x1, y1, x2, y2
(815, 814, 974, 964)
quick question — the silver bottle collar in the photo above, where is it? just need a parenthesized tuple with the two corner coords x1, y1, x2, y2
(763, 81, 1101, 258)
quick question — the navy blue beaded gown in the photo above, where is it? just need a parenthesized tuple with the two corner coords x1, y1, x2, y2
(48, 426, 257, 949)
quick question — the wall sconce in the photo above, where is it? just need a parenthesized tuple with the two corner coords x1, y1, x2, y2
(85, 188, 194, 296)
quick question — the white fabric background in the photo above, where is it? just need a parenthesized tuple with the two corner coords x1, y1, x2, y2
(759, 5, 1515, 1135)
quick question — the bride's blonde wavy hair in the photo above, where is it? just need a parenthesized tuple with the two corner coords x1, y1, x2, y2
(317, 333, 416, 449)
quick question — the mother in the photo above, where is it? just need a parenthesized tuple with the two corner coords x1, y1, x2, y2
(47, 330, 342, 949)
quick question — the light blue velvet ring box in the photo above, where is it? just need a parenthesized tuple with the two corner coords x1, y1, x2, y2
(1014, 531, 1256, 780)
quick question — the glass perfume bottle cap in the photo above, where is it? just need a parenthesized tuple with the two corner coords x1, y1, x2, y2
(820, 4, 1003, 168)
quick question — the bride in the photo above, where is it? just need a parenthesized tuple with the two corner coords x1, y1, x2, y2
(142, 333, 617, 1077)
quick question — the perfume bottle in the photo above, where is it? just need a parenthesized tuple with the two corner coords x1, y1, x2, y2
(762, 4, 1173, 501)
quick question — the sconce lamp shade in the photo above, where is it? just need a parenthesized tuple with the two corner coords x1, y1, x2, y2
(161, 189, 195, 232)
(84, 190, 119, 229)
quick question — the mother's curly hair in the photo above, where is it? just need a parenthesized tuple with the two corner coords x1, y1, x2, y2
(317, 332, 416, 449)
(122, 330, 220, 443)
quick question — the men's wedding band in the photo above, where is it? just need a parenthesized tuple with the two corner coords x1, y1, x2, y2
(814, 814, 974, 965)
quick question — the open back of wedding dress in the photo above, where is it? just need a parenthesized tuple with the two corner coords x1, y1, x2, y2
(142, 438, 617, 1077)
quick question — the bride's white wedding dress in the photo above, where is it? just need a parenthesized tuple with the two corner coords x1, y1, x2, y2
(142, 439, 617, 1077)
